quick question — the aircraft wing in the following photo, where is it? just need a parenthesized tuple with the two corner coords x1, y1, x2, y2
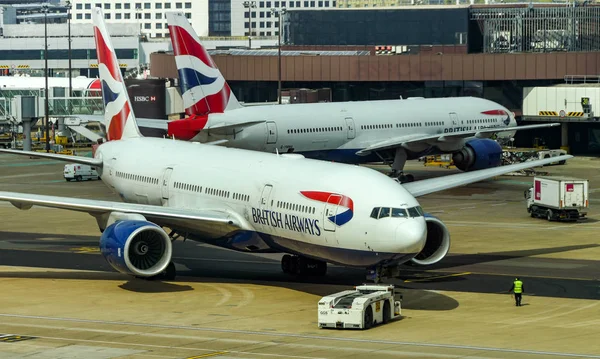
(0, 191, 245, 231)
(403, 155, 573, 197)
(71, 115, 168, 130)
(356, 123, 560, 155)
(205, 120, 265, 132)
(0, 148, 103, 167)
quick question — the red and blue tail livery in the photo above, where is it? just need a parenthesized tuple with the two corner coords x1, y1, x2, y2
(166, 12, 241, 118)
(92, 8, 140, 141)
(301, 191, 354, 226)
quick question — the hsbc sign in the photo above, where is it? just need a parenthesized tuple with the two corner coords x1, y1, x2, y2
(126, 79, 166, 120)
(134, 96, 156, 102)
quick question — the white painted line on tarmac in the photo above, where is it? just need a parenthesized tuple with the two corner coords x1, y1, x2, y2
(459, 206, 476, 210)
(0, 313, 598, 358)
(0, 322, 573, 359)
(425, 202, 480, 210)
(0, 172, 58, 179)
(0, 324, 325, 359)
(491, 202, 508, 206)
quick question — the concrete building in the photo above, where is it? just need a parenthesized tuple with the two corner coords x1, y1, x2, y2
(0, 20, 139, 77)
(70, 0, 204, 39)
(0, 1, 64, 25)
(230, 0, 337, 38)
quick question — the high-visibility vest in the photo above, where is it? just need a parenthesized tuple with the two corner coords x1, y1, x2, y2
(513, 280, 523, 294)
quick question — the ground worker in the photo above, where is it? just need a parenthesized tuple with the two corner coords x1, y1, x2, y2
(508, 277, 524, 306)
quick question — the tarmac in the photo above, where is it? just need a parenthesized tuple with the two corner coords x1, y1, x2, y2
(1, 152, 600, 358)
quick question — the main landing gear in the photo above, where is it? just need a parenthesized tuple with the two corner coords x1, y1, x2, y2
(390, 171, 415, 183)
(384, 148, 415, 184)
(281, 254, 327, 276)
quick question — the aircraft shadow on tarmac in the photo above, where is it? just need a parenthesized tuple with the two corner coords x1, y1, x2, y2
(426, 244, 600, 271)
(9, 233, 600, 302)
(0, 269, 459, 311)
(0, 232, 459, 310)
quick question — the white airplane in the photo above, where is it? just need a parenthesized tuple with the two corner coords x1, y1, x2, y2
(0, 8, 571, 283)
(163, 12, 559, 183)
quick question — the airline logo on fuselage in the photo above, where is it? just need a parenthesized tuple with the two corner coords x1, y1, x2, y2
(251, 208, 321, 236)
(444, 124, 504, 134)
(301, 191, 354, 226)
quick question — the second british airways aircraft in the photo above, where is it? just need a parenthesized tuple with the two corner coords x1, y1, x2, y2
(162, 12, 558, 182)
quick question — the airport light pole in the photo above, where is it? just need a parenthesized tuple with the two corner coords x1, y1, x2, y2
(43, 2, 50, 152)
(270, 7, 286, 104)
(243, 1, 256, 49)
(66, 1, 72, 99)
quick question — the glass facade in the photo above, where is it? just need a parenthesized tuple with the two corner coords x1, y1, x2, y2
(209, 0, 231, 36)
(287, 8, 469, 46)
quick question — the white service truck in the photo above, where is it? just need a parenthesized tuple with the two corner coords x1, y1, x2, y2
(64, 163, 100, 182)
(525, 176, 589, 222)
(318, 284, 402, 330)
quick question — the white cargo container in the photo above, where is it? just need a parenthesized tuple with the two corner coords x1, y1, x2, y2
(317, 284, 402, 330)
(525, 176, 589, 221)
(522, 86, 599, 117)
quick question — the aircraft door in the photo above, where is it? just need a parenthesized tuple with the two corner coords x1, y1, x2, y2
(345, 117, 356, 139)
(260, 184, 273, 209)
(161, 167, 173, 200)
(449, 112, 459, 126)
(323, 194, 342, 233)
(266, 121, 277, 144)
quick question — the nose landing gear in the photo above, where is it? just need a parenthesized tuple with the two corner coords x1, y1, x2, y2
(281, 254, 327, 276)
(366, 265, 400, 284)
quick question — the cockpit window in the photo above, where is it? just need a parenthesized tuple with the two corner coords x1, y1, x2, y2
(391, 208, 408, 218)
(379, 207, 390, 218)
(408, 207, 422, 217)
(370, 207, 380, 219)
(371, 206, 423, 219)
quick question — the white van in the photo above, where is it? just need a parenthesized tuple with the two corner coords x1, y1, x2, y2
(64, 164, 100, 181)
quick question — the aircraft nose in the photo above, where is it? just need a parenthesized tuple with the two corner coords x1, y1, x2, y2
(395, 218, 427, 254)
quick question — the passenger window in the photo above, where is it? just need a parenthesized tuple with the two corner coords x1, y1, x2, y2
(391, 208, 408, 218)
(378, 207, 391, 219)
(370, 207, 380, 219)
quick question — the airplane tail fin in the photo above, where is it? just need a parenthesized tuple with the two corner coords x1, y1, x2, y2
(92, 8, 142, 141)
(166, 12, 242, 117)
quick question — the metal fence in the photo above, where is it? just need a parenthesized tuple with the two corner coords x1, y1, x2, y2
(471, 5, 600, 53)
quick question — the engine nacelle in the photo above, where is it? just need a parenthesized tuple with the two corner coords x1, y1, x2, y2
(410, 214, 451, 266)
(452, 138, 502, 172)
(100, 220, 173, 277)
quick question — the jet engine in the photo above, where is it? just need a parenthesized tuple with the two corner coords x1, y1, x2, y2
(452, 138, 502, 172)
(410, 214, 451, 266)
(99, 220, 173, 277)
